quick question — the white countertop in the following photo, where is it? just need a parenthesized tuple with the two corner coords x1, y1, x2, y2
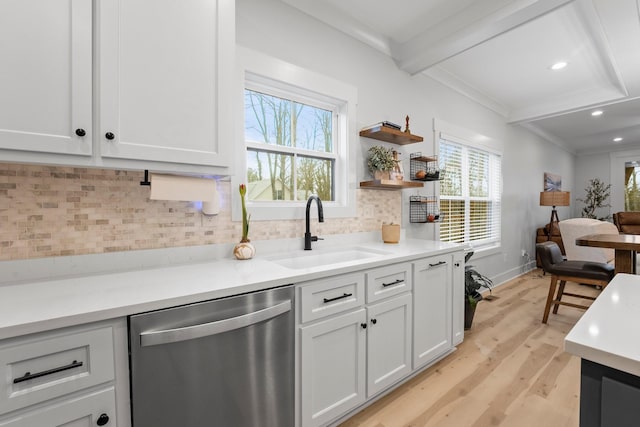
(565, 273, 640, 377)
(0, 237, 461, 340)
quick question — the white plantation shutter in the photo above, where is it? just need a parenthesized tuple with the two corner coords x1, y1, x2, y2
(439, 135, 501, 249)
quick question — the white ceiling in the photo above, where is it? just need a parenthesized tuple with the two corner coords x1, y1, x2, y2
(281, 0, 640, 154)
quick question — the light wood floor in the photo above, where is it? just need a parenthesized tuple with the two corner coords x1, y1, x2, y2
(339, 269, 600, 427)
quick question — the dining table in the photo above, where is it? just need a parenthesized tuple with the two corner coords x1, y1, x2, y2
(575, 233, 640, 274)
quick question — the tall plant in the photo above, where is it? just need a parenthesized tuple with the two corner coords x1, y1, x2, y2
(577, 178, 611, 220)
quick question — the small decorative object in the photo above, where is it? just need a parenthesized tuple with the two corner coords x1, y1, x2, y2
(381, 222, 400, 243)
(390, 150, 404, 181)
(577, 178, 611, 220)
(234, 184, 255, 260)
(367, 146, 395, 180)
(404, 115, 410, 133)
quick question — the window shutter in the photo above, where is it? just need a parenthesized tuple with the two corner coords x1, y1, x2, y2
(439, 136, 502, 250)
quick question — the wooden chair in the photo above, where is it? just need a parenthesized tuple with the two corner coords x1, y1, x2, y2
(536, 241, 614, 323)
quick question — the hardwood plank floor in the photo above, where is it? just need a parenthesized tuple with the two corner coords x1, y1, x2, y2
(339, 269, 600, 427)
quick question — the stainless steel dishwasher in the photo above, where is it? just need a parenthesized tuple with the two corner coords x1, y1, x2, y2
(128, 285, 294, 427)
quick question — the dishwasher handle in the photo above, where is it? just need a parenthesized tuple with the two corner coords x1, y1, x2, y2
(140, 300, 291, 347)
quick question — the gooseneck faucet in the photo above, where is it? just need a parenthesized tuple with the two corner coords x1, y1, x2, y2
(305, 195, 324, 250)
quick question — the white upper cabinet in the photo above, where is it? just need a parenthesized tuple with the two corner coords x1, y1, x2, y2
(98, 0, 234, 168)
(0, 0, 92, 156)
(1, 0, 234, 172)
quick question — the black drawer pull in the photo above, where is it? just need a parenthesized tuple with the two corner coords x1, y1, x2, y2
(429, 261, 447, 268)
(382, 279, 404, 287)
(323, 293, 352, 303)
(13, 360, 83, 384)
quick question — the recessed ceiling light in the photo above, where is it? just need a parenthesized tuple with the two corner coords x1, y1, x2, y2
(550, 61, 568, 70)
(613, 137, 623, 142)
(591, 110, 603, 116)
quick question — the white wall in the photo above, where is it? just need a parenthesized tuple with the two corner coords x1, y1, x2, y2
(575, 147, 640, 220)
(236, 0, 576, 285)
(575, 152, 611, 218)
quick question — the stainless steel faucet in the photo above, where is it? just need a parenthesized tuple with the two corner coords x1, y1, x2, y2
(305, 195, 324, 250)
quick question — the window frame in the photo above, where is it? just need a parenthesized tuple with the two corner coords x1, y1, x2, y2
(232, 47, 357, 222)
(435, 122, 502, 255)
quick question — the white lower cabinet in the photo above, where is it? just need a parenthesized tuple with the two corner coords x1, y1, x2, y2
(298, 262, 417, 427)
(0, 319, 129, 427)
(366, 293, 412, 397)
(300, 309, 367, 427)
(412, 255, 453, 370)
(452, 252, 465, 346)
(0, 387, 115, 427)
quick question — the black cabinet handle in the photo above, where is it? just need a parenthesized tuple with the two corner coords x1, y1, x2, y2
(323, 293, 352, 303)
(382, 279, 404, 287)
(13, 360, 83, 384)
(75, 128, 86, 137)
(105, 132, 115, 140)
(429, 261, 447, 268)
(371, 318, 377, 325)
(360, 323, 367, 329)
(454, 262, 461, 267)
(97, 413, 110, 426)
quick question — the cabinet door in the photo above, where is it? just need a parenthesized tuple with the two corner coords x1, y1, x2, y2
(0, 0, 92, 156)
(300, 309, 366, 427)
(366, 293, 412, 397)
(413, 255, 452, 370)
(99, 0, 234, 167)
(0, 387, 116, 427)
(452, 251, 465, 346)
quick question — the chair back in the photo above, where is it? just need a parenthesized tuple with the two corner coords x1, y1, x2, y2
(558, 218, 616, 264)
(613, 212, 640, 234)
(536, 241, 565, 273)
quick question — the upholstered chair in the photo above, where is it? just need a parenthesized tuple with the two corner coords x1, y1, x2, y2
(558, 218, 618, 264)
(613, 212, 640, 234)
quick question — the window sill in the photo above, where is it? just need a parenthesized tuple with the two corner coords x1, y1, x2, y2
(465, 244, 501, 260)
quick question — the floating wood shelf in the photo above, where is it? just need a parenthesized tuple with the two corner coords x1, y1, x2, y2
(360, 125, 423, 145)
(359, 180, 424, 190)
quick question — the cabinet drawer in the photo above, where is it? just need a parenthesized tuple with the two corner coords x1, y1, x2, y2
(366, 263, 412, 303)
(0, 386, 116, 427)
(300, 273, 365, 323)
(0, 326, 115, 415)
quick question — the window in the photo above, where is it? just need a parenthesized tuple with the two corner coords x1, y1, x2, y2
(234, 48, 357, 222)
(439, 135, 502, 250)
(244, 87, 336, 202)
(625, 161, 640, 210)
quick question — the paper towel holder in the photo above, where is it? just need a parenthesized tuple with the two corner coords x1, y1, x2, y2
(148, 172, 220, 216)
(140, 170, 151, 186)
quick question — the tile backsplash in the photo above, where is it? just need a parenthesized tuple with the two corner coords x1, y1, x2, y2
(0, 163, 401, 261)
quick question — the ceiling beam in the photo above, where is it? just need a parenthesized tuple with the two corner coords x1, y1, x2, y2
(280, 0, 393, 56)
(393, 0, 576, 75)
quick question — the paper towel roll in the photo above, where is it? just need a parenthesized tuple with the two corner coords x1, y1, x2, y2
(150, 173, 219, 215)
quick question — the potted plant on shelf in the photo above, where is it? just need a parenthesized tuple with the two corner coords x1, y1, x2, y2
(367, 145, 395, 180)
(464, 251, 493, 330)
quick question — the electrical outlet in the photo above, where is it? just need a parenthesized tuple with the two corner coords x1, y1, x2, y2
(521, 249, 527, 257)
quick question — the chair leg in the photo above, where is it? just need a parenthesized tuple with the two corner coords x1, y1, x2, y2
(553, 280, 566, 314)
(542, 275, 559, 324)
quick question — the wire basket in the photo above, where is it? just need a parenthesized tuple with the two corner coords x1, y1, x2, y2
(409, 152, 442, 181)
(409, 195, 443, 223)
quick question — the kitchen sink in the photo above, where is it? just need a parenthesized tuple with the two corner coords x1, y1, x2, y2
(267, 247, 390, 270)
